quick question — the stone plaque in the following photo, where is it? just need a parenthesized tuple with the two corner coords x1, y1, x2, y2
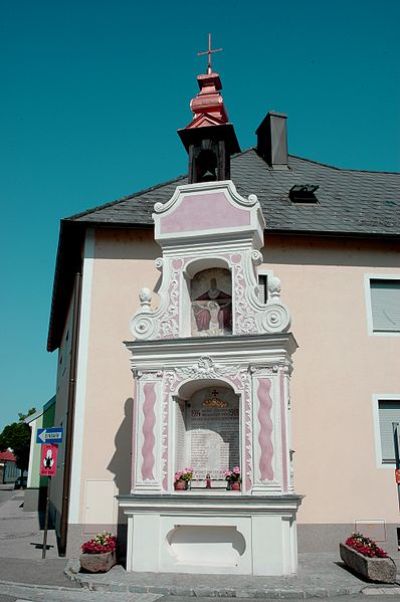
(187, 387, 239, 482)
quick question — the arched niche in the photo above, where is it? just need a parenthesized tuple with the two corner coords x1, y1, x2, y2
(174, 382, 240, 488)
(190, 267, 232, 337)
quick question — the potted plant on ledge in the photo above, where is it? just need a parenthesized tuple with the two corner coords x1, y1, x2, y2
(225, 466, 241, 491)
(80, 532, 117, 573)
(340, 533, 396, 583)
(174, 467, 193, 490)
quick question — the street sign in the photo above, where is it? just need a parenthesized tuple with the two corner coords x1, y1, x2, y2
(36, 427, 63, 445)
(40, 444, 58, 477)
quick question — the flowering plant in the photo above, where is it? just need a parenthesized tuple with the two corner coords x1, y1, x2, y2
(81, 532, 117, 555)
(345, 533, 388, 558)
(174, 468, 193, 483)
(224, 466, 241, 483)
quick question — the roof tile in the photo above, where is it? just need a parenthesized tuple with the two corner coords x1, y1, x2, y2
(68, 149, 400, 236)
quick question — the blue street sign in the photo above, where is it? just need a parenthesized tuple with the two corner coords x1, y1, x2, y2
(36, 427, 63, 445)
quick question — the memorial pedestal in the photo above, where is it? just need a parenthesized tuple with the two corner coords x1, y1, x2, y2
(120, 493, 301, 576)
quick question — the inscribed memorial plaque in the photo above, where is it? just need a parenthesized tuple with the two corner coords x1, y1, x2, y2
(187, 387, 239, 482)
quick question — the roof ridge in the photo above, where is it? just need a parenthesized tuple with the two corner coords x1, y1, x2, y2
(231, 146, 255, 159)
(288, 153, 400, 175)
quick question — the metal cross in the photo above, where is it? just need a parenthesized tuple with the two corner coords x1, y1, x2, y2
(211, 389, 219, 397)
(197, 33, 222, 74)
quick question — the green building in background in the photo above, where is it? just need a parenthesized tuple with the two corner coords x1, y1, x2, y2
(24, 396, 55, 511)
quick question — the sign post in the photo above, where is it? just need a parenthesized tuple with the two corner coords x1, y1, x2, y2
(392, 422, 400, 511)
(40, 443, 58, 559)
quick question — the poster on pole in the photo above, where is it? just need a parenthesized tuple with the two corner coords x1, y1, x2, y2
(40, 444, 58, 477)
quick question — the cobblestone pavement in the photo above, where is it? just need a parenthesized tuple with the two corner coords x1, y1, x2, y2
(0, 583, 162, 602)
(65, 553, 381, 598)
(1, 590, 400, 602)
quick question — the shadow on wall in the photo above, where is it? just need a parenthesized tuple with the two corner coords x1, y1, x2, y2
(107, 397, 133, 562)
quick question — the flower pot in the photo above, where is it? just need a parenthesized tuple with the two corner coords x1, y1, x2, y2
(174, 479, 187, 491)
(339, 543, 396, 583)
(79, 550, 116, 573)
(231, 481, 241, 491)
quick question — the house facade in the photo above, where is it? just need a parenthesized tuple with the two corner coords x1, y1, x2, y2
(47, 62, 400, 570)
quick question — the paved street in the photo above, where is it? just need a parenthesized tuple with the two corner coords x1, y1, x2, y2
(0, 586, 161, 602)
(0, 592, 400, 602)
(0, 490, 399, 601)
(0, 487, 14, 507)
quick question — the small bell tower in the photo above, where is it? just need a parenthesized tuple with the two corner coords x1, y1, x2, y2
(178, 34, 240, 183)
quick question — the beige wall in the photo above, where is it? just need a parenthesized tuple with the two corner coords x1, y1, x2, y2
(263, 234, 400, 525)
(71, 227, 400, 537)
(77, 229, 160, 534)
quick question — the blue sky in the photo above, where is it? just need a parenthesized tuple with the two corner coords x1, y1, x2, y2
(1, 0, 399, 430)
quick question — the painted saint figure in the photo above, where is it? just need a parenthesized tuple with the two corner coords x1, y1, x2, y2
(192, 278, 232, 334)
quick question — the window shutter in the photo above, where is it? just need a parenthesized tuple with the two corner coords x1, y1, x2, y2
(370, 280, 400, 332)
(378, 401, 400, 462)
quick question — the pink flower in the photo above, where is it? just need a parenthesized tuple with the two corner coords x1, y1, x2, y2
(233, 466, 240, 474)
(174, 471, 183, 481)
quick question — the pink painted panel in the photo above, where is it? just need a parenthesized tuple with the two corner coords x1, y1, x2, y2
(257, 378, 274, 481)
(280, 372, 288, 492)
(160, 193, 250, 234)
(141, 382, 156, 480)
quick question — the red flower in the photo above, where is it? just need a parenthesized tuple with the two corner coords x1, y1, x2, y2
(345, 533, 388, 558)
(81, 532, 117, 555)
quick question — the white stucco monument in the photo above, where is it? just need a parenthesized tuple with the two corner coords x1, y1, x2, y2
(119, 180, 302, 575)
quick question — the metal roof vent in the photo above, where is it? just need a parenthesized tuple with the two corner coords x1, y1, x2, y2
(289, 185, 319, 203)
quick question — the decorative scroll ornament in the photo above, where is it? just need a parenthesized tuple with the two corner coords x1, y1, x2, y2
(130, 259, 181, 340)
(171, 356, 233, 389)
(259, 276, 290, 333)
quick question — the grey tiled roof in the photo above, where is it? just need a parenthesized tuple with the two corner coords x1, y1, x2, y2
(69, 150, 400, 236)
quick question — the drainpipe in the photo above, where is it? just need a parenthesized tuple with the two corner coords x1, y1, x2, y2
(59, 272, 82, 556)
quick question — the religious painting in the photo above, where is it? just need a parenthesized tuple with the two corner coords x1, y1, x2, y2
(190, 268, 232, 337)
(186, 386, 240, 485)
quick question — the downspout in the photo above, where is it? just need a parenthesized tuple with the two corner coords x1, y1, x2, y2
(59, 271, 82, 556)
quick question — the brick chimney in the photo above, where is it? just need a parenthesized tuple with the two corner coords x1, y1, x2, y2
(256, 111, 288, 169)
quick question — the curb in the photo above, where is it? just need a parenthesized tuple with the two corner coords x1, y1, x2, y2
(0, 578, 81, 592)
(64, 561, 364, 598)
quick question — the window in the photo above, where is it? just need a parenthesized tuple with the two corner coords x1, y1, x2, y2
(377, 400, 400, 464)
(258, 274, 268, 304)
(370, 279, 400, 332)
(365, 276, 400, 335)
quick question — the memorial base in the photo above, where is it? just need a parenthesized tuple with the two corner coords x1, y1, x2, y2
(120, 493, 301, 576)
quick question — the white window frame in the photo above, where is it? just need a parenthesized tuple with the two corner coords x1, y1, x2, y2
(372, 394, 400, 468)
(364, 274, 400, 337)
